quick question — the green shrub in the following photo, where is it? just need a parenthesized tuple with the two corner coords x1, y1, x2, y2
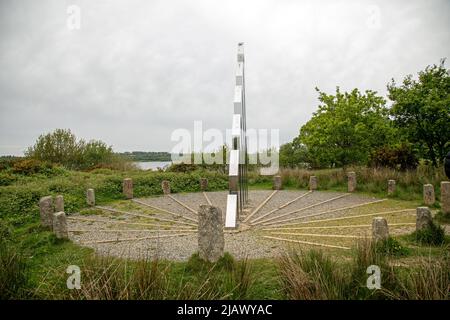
(0, 172, 17, 186)
(25, 128, 123, 170)
(411, 221, 446, 245)
(376, 237, 410, 256)
(167, 163, 199, 173)
(0, 220, 13, 241)
(0, 168, 229, 224)
(12, 159, 54, 176)
(369, 143, 418, 170)
(434, 210, 450, 224)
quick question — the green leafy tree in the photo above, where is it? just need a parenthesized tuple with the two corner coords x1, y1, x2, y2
(78, 140, 114, 169)
(26, 129, 115, 169)
(298, 88, 396, 168)
(279, 140, 310, 168)
(368, 143, 418, 170)
(25, 129, 80, 169)
(388, 59, 450, 166)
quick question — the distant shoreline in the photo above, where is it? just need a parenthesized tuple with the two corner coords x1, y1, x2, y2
(133, 160, 172, 170)
(117, 151, 172, 162)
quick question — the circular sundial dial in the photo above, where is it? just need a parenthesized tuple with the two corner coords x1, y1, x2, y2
(67, 190, 416, 261)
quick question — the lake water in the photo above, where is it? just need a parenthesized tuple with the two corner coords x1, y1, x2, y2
(134, 161, 172, 171)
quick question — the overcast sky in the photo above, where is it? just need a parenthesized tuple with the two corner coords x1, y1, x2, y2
(0, 0, 449, 156)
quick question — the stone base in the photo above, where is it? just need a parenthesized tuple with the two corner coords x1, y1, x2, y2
(416, 207, 432, 231)
(347, 172, 356, 192)
(225, 222, 251, 234)
(198, 205, 224, 262)
(162, 180, 171, 195)
(123, 178, 133, 199)
(39, 196, 54, 228)
(372, 217, 389, 241)
(423, 184, 435, 205)
(273, 175, 282, 190)
(86, 189, 95, 206)
(441, 181, 450, 214)
(388, 180, 396, 195)
(309, 176, 318, 191)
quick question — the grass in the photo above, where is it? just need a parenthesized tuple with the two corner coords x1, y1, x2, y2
(1, 216, 448, 300)
(279, 249, 346, 299)
(0, 242, 28, 299)
(375, 237, 410, 257)
(435, 210, 450, 224)
(278, 239, 449, 300)
(0, 165, 449, 300)
(0, 167, 229, 227)
(408, 221, 447, 246)
(384, 256, 450, 300)
(267, 165, 448, 201)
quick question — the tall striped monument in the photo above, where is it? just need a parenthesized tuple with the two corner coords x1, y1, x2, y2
(225, 43, 249, 229)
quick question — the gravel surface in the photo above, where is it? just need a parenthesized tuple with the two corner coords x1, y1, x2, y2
(68, 190, 416, 261)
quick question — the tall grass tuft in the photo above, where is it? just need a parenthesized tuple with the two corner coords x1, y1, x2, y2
(58, 252, 254, 300)
(347, 239, 399, 299)
(278, 249, 346, 299)
(184, 252, 253, 300)
(385, 255, 449, 300)
(225, 257, 253, 299)
(0, 242, 28, 299)
(278, 239, 449, 300)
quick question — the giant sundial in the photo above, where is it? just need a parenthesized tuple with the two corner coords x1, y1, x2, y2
(67, 187, 416, 261)
(67, 44, 416, 260)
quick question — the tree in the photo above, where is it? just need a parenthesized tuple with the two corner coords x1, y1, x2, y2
(279, 139, 310, 168)
(368, 143, 418, 170)
(297, 88, 396, 168)
(388, 59, 450, 166)
(26, 129, 80, 168)
(26, 129, 115, 169)
(78, 140, 114, 169)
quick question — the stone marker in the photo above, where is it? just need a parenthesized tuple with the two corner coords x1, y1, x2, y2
(347, 172, 356, 192)
(273, 175, 282, 190)
(86, 188, 95, 206)
(423, 184, 435, 205)
(53, 211, 68, 239)
(309, 176, 318, 191)
(162, 180, 171, 195)
(416, 207, 432, 231)
(39, 196, 53, 228)
(441, 181, 450, 214)
(123, 178, 133, 199)
(200, 178, 208, 191)
(198, 205, 224, 262)
(388, 180, 396, 195)
(372, 217, 389, 241)
(55, 195, 64, 212)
